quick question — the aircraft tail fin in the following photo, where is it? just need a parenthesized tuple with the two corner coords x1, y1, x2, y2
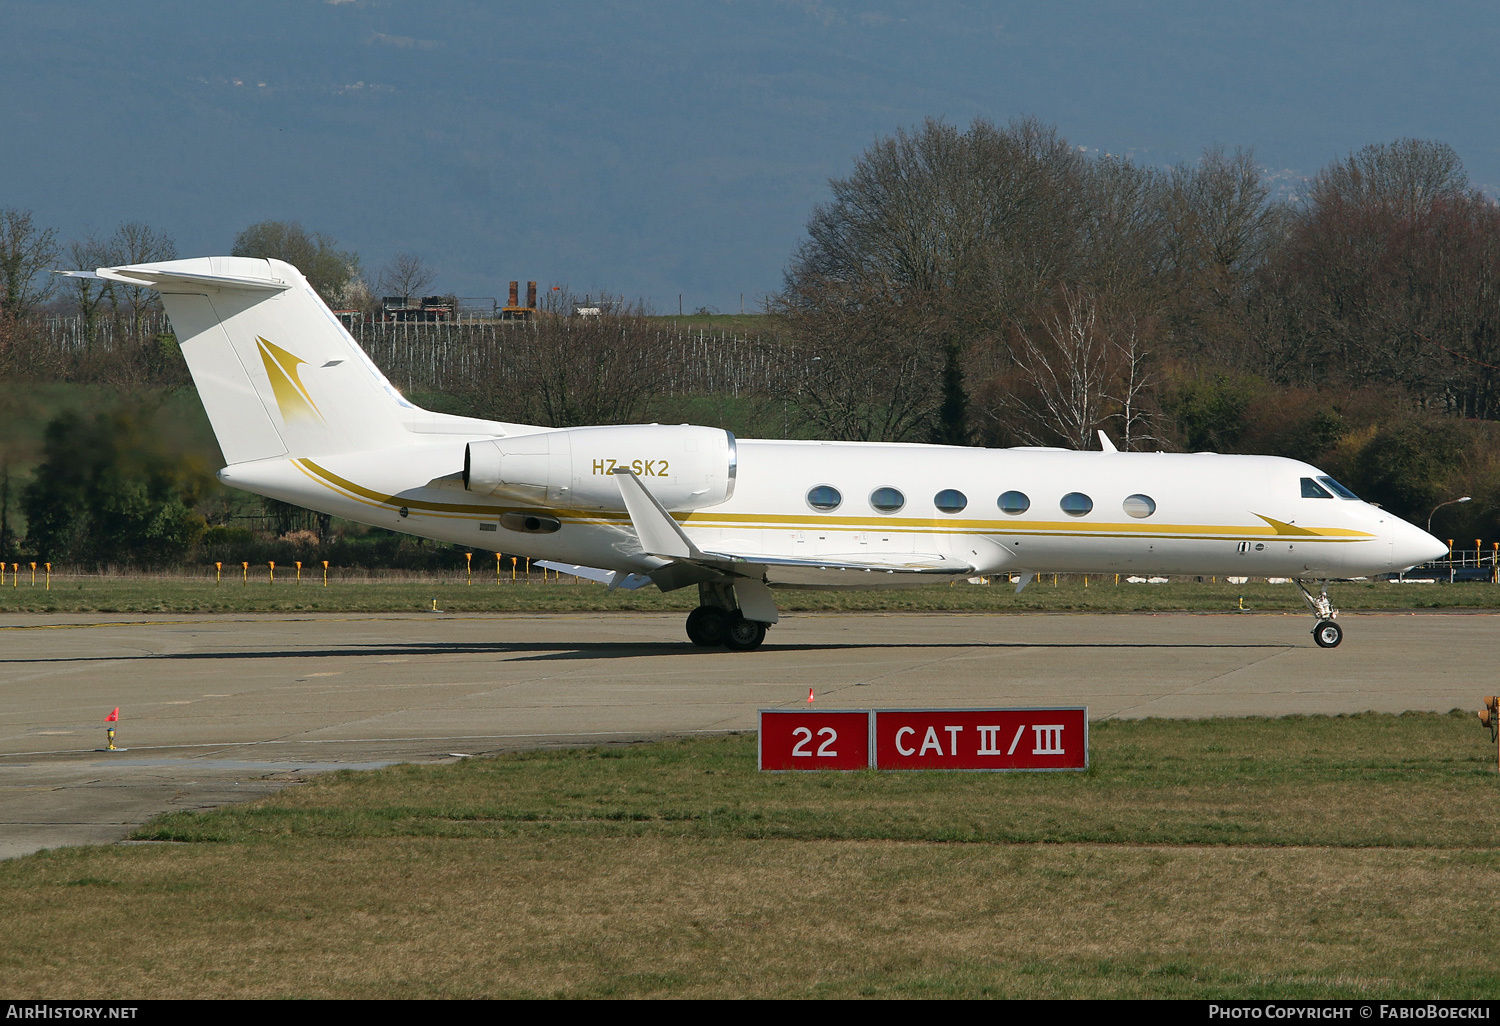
(90, 256, 420, 465)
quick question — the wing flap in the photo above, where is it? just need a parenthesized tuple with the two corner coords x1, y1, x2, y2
(536, 560, 652, 590)
(685, 550, 975, 588)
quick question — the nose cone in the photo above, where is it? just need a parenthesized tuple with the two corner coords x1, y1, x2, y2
(1392, 521, 1450, 569)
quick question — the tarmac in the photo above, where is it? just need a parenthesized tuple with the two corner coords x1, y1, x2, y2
(1, 608, 1494, 859)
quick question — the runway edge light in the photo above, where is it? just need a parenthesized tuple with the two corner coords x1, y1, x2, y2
(103, 706, 121, 752)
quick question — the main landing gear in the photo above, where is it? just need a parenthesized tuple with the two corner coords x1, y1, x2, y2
(685, 582, 771, 651)
(1295, 579, 1343, 648)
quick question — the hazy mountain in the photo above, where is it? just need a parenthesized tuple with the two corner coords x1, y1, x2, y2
(3, 1, 1497, 311)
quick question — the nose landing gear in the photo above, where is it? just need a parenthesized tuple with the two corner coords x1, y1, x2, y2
(1312, 619, 1343, 648)
(1295, 579, 1343, 648)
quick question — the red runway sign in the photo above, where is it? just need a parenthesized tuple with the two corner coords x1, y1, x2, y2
(758, 707, 1088, 771)
(873, 707, 1087, 771)
(758, 710, 871, 771)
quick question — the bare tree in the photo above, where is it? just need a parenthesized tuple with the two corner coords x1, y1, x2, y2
(988, 286, 1114, 449)
(458, 291, 669, 427)
(0, 209, 59, 321)
(776, 281, 947, 442)
(1315, 138, 1467, 218)
(1253, 138, 1500, 416)
(1159, 146, 1281, 357)
(375, 253, 436, 300)
(110, 222, 176, 338)
(1107, 319, 1162, 451)
(784, 116, 1087, 324)
(65, 236, 117, 348)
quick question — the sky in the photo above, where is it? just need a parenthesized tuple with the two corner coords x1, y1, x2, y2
(3, 1, 1498, 312)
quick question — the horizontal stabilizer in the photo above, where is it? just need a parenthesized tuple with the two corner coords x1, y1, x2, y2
(72, 265, 292, 293)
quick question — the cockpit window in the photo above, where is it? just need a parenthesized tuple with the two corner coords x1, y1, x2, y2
(1300, 477, 1333, 499)
(1317, 476, 1359, 500)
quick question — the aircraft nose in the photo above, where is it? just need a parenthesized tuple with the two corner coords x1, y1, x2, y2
(1392, 522, 1449, 569)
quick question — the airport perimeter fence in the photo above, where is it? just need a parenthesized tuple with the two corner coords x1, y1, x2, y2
(6, 313, 184, 384)
(352, 320, 791, 398)
(7, 562, 1495, 591)
(1402, 547, 1500, 583)
(0, 559, 607, 588)
(6, 315, 792, 400)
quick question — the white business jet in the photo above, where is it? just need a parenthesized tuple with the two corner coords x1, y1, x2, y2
(73, 257, 1448, 651)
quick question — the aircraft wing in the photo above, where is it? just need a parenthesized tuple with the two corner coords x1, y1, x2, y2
(708, 552, 975, 588)
(611, 468, 975, 588)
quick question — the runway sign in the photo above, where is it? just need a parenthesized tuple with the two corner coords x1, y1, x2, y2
(757, 710, 872, 771)
(873, 707, 1088, 771)
(758, 708, 1088, 771)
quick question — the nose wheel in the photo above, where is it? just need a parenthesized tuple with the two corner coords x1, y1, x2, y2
(1295, 579, 1343, 648)
(1312, 620, 1343, 648)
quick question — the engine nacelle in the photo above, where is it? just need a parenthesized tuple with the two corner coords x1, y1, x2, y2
(464, 424, 737, 510)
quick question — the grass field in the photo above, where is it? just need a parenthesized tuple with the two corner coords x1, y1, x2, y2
(0, 573, 1495, 614)
(652, 312, 777, 336)
(2, 715, 1498, 998)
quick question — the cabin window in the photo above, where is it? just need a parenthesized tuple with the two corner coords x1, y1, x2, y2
(1122, 494, 1156, 518)
(1317, 476, 1359, 499)
(806, 485, 842, 511)
(1060, 492, 1094, 516)
(870, 487, 906, 513)
(998, 490, 1030, 515)
(934, 488, 967, 513)
(1301, 477, 1333, 499)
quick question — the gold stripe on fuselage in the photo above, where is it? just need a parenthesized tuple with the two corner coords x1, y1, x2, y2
(292, 458, 1375, 544)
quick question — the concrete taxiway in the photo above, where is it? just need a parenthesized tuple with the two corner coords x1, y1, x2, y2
(0, 609, 1492, 859)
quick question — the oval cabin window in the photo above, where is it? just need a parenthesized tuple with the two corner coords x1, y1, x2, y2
(934, 488, 967, 513)
(998, 490, 1030, 515)
(806, 485, 842, 511)
(1122, 494, 1156, 518)
(870, 487, 906, 513)
(1060, 492, 1094, 516)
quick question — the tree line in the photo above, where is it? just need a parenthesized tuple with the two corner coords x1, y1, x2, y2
(774, 117, 1500, 545)
(4, 120, 1500, 565)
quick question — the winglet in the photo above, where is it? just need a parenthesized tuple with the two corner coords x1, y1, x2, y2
(1097, 430, 1118, 453)
(612, 468, 702, 559)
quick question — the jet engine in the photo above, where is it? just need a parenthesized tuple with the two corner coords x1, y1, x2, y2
(464, 424, 737, 510)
